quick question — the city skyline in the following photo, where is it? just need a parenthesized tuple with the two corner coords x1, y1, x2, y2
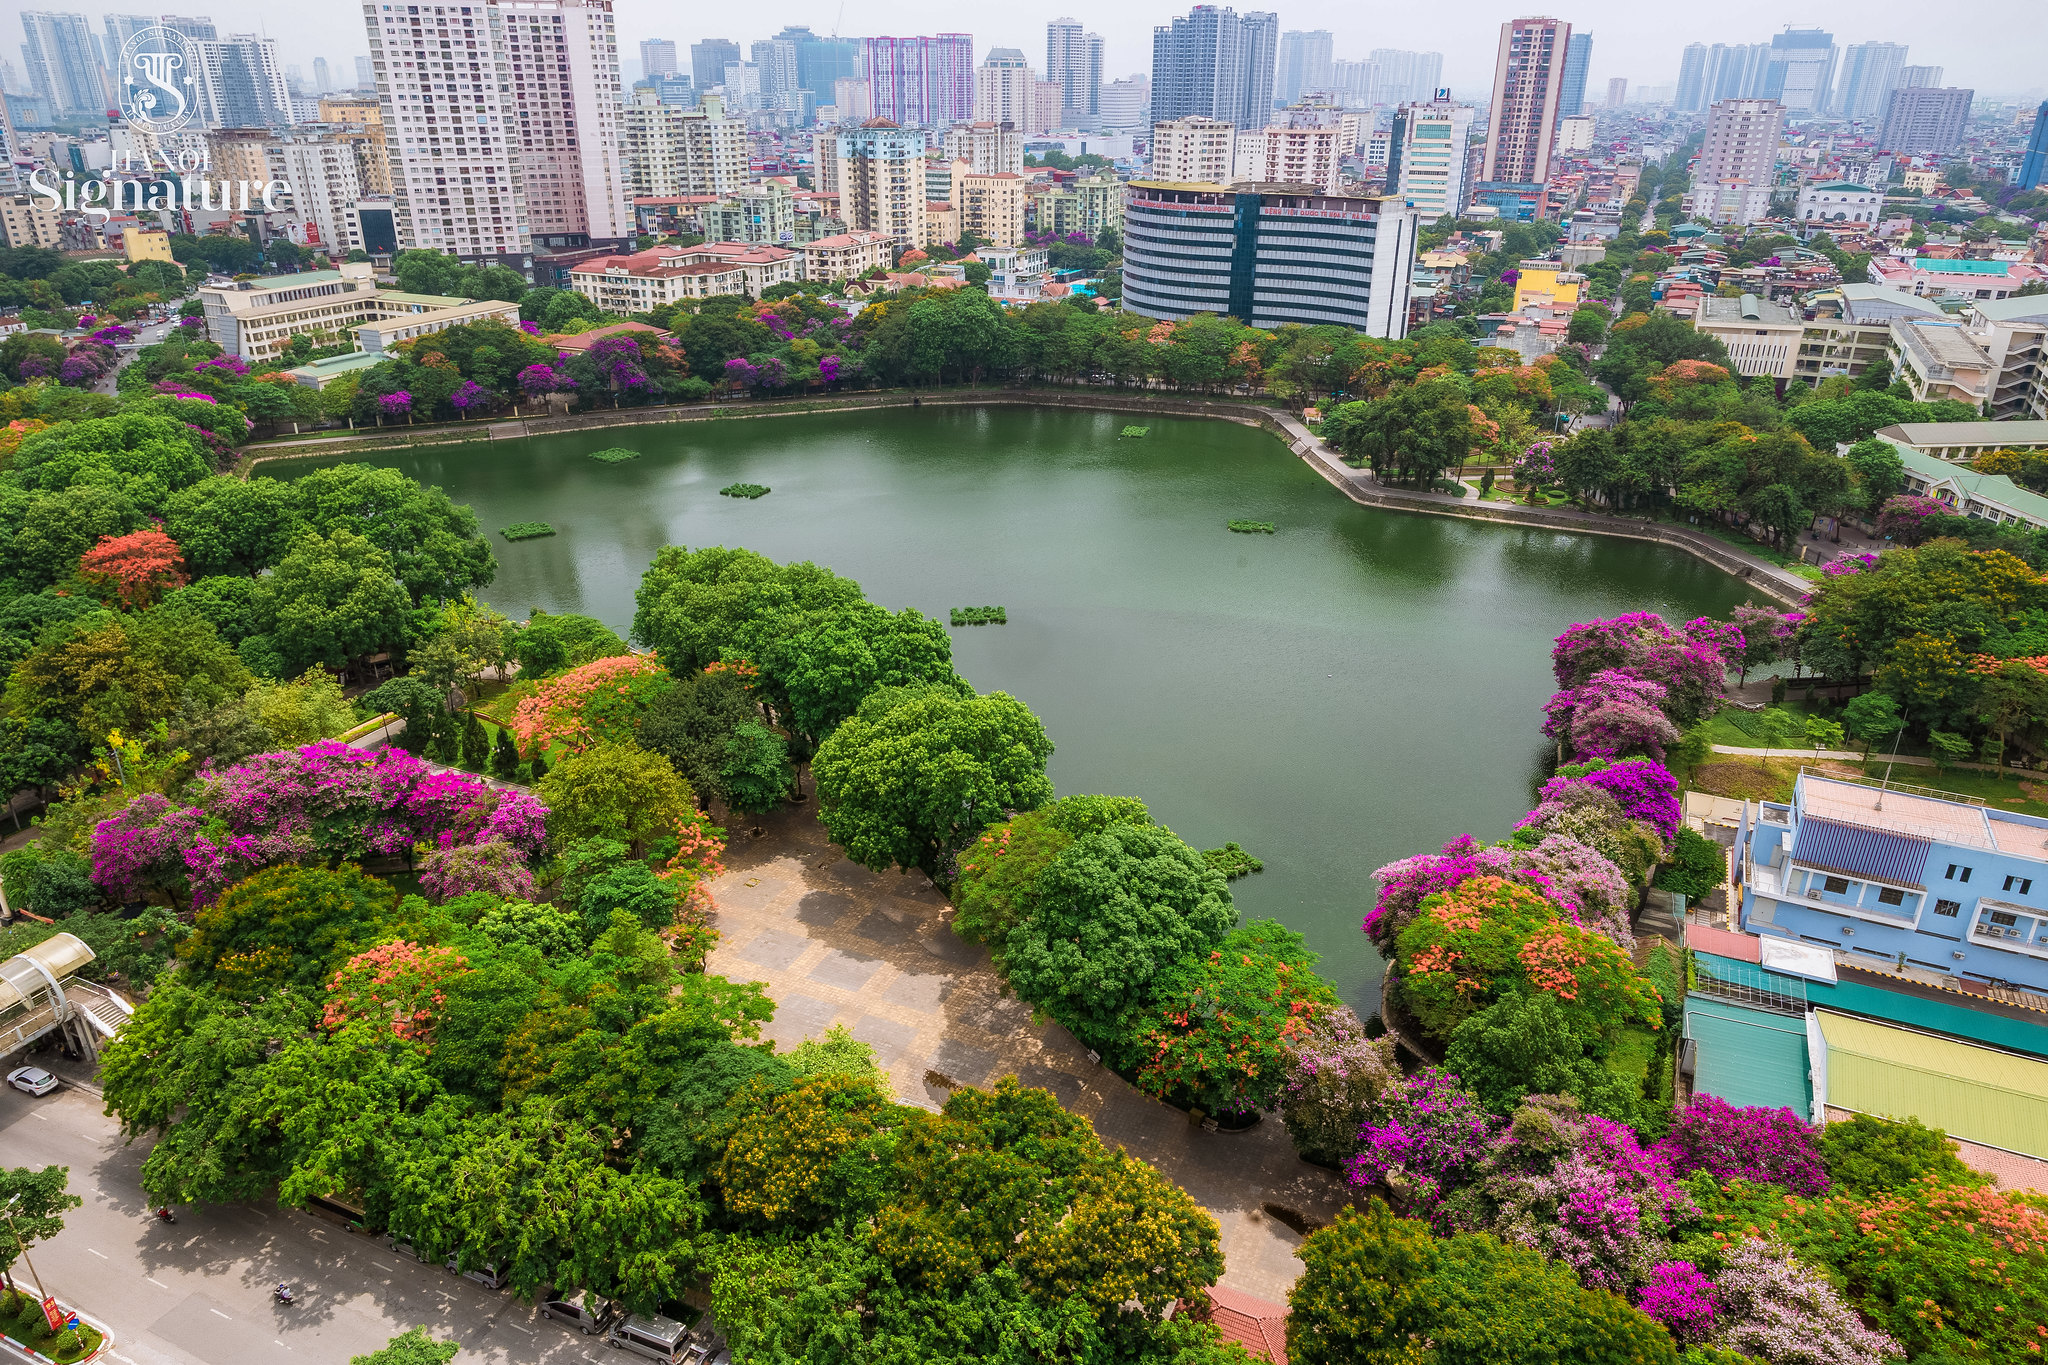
(0, 0, 2037, 106)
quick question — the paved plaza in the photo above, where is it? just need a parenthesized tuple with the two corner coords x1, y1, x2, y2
(704, 801, 1352, 1303)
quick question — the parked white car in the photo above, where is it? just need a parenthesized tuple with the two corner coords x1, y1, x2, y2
(7, 1067, 59, 1097)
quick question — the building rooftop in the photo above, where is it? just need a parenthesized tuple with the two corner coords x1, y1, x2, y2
(1973, 295, 2048, 325)
(1817, 1009, 2048, 1160)
(546, 321, 675, 353)
(1896, 318, 1996, 371)
(1697, 293, 1800, 326)
(1836, 283, 1944, 321)
(1908, 257, 2014, 275)
(1878, 420, 2048, 449)
(1886, 442, 2048, 531)
(1800, 774, 1995, 849)
(285, 351, 384, 380)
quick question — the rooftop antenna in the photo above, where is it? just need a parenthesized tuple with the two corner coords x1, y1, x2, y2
(832, 0, 846, 38)
(1874, 709, 1907, 810)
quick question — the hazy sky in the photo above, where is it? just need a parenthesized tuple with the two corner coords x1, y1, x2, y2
(6, 0, 2042, 102)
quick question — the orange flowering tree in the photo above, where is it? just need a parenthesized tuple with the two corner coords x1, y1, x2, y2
(1393, 875, 1660, 1042)
(656, 810, 729, 964)
(1675, 1170, 2048, 1364)
(1136, 919, 1341, 1117)
(508, 652, 668, 755)
(320, 940, 470, 1045)
(78, 529, 190, 608)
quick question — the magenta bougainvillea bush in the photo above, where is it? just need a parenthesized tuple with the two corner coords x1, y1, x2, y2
(1651, 1095, 1828, 1195)
(1636, 1260, 1717, 1340)
(1539, 758, 1682, 849)
(1543, 668, 1683, 762)
(1346, 1068, 1498, 1229)
(1544, 612, 1739, 762)
(1365, 832, 1635, 953)
(91, 741, 548, 906)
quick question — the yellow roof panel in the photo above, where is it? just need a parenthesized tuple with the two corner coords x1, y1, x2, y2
(1817, 1009, 2048, 1158)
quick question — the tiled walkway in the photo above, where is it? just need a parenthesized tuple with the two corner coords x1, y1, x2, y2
(703, 801, 1351, 1303)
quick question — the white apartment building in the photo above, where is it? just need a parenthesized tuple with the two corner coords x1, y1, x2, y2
(199, 261, 501, 360)
(366, 0, 529, 261)
(622, 90, 747, 199)
(942, 121, 1025, 176)
(1688, 98, 1784, 226)
(277, 137, 367, 256)
(1387, 96, 1473, 220)
(800, 229, 893, 282)
(1557, 114, 1595, 152)
(973, 48, 1040, 132)
(838, 119, 928, 248)
(1150, 115, 1234, 183)
(366, 0, 626, 262)
(1235, 120, 1347, 193)
(500, 0, 627, 247)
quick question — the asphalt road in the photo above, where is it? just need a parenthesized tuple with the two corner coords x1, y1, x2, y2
(0, 1079, 604, 1364)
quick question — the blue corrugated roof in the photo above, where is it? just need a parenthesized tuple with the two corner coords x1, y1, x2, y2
(1791, 816, 1931, 887)
(1909, 258, 2010, 274)
(1686, 995, 1813, 1115)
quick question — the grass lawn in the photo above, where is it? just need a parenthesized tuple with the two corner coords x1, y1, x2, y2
(1685, 755, 2048, 818)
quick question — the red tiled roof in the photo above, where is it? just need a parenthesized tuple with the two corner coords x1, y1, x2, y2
(1687, 923, 1761, 963)
(1204, 1286, 1289, 1365)
(544, 321, 676, 353)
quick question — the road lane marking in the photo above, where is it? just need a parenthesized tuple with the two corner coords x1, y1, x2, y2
(146, 1277, 168, 1288)
(30, 1112, 47, 1121)
(507, 1323, 532, 1334)
(87, 1248, 108, 1258)
(210, 1309, 232, 1319)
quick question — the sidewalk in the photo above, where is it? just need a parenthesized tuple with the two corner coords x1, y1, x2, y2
(1708, 744, 2030, 777)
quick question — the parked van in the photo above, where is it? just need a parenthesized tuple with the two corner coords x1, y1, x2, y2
(541, 1292, 617, 1336)
(445, 1255, 509, 1289)
(604, 1313, 690, 1362)
(387, 1236, 429, 1264)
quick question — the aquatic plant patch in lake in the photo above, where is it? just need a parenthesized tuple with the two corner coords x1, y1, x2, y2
(500, 522, 556, 541)
(1228, 520, 1276, 534)
(950, 606, 1007, 626)
(720, 483, 771, 499)
(1204, 842, 1264, 880)
(587, 447, 640, 463)
(1121, 425, 1150, 437)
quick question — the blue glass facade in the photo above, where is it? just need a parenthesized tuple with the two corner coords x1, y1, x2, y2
(2020, 99, 2048, 191)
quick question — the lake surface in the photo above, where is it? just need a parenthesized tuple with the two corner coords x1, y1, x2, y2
(267, 407, 1761, 1012)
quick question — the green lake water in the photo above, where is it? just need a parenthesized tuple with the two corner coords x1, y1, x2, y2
(266, 406, 1762, 1012)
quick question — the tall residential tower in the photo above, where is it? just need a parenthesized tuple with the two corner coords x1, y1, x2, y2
(1478, 16, 1570, 188)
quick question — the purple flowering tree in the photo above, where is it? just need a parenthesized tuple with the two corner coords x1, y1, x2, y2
(1346, 1068, 1499, 1231)
(1636, 1261, 1717, 1340)
(178, 315, 206, 332)
(419, 839, 536, 901)
(1550, 612, 1738, 726)
(90, 794, 207, 906)
(1710, 1239, 1902, 1365)
(449, 379, 490, 418)
(1539, 758, 1682, 848)
(1367, 832, 1635, 952)
(1821, 551, 1879, 578)
(1876, 494, 1949, 544)
(17, 357, 53, 378)
(58, 356, 97, 386)
(1731, 602, 1795, 683)
(378, 390, 414, 424)
(1279, 1010, 1402, 1166)
(1651, 1095, 1828, 1194)
(90, 741, 550, 906)
(1543, 668, 1682, 762)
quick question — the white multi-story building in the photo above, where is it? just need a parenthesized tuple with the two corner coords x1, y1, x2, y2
(799, 230, 892, 283)
(501, 0, 627, 249)
(365, 0, 626, 262)
(838, 119, 927, 248)
(942, 121, 1024, 176)
(1387, 95, 1473, 221)
(1150, 114, 1233, 183)
(1234, 120, 1347, 193)
(277, 137, 367, 255)
(1046, 17, 1102, 126)
(1098, 74, 1151, 131)
(1795, 180, 1881, 226)
(621, 90, 746, 199)
(365, 2, 527, 261)
(195, 34, 295, 129)
(973, 48, 1038, 131)
(1557, 114, 1596, 152)
(1688, 97, 1784, 226)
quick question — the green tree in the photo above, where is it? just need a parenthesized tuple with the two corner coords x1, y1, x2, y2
(720, 721, 792, 814)
(1817, 1113, 1982, 1196)
(1441, 992, 1643, 1125)
(812, 685, 1055, 879)
(536, 741, 694, 849)
(1566, 307, 1610, 345)
(6, 609, 250, 742)
(178, 863, 394, 993)
(1753, 706, 1801, 767)
(0, 1165, 83, 1279)
(1927, 729, 1972, 771)
(511, 609, 630, 677)
(291, 464, 495, 605)
(1842, 692, 1904, 754)
(1844, 437, 1906, 513)
(163, 475, 305, 577)
(247, 529, 415, 675)
(1288, 1202, 1679, 1365)
(1001, 822, 1235, 1059)
(348, 1327, 459, 1365)
(764, 602, 960, 743)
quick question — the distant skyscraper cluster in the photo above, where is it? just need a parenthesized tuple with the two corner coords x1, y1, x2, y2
(1150, 5, 1277, 128)
(1675, 28, 1943, 127)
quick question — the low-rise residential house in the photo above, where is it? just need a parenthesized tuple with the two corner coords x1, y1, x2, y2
(799, 230, 894, 283)
(979, 246, 1050, 304)
(1740, 772, 2048, 999)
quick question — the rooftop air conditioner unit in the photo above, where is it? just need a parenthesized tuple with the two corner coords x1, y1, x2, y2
(1807, 890, 1822, 900)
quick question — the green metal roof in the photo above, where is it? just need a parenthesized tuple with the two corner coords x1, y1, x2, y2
(1818, 1010, 2048, 1158)
(1685, 994, 1813, 1116)
(1885, 442, 2048, 525)
(1909, 257, 2011, 274)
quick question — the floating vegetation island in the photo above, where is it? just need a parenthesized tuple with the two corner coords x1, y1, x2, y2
(1228, 520, 1276, 534)
(500, 522, 556, 541)
(720, 483, 771, 499)
(587, 447, 639, 463)
(950, 606, 1007, 626)
(1120, 425, 1150, 437)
